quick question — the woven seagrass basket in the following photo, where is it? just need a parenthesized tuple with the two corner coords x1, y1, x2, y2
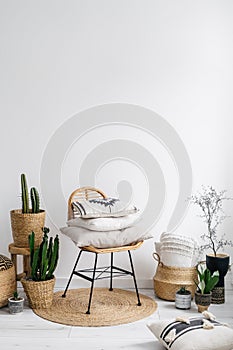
(0, 255, 16, 307)
(153, 253, 197, 301)
(10, 209, 45, 248)
(21, 277, 55, 309)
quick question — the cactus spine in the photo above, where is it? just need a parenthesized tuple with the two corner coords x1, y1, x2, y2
(21, 174, 29, 213)
(30, 187, 40, 213)
(28, 228, 59, 281)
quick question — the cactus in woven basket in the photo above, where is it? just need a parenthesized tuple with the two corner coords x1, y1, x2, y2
(20, 173, 41, 214)
(28, 228, 59, 281)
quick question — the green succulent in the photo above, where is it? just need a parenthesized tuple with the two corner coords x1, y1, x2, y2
(195, 264, 219, 294)
(177, 286, 191, 295)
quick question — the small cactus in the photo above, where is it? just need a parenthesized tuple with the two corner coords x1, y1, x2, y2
(177, 286, 190, 295)
(13, 291, 19, 300)
(28, 228, 59, 281)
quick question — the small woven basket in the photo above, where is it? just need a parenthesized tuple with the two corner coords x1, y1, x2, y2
(21, 277, 55, 309)
(0, 255, 16, 307)
(10, 209, 45, 248)
(153, 253, 197, 301)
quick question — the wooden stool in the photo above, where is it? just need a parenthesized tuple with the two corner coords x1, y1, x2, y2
(8, 243, 30, 281)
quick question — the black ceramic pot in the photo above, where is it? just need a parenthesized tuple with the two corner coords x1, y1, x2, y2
(206, 254, 230, 304)
(195, 291, 211, 313)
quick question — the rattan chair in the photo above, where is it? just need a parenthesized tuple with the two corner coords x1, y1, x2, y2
(62, 186, 143, 314)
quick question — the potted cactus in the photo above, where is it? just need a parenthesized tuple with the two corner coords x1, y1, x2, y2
(10, 173, 46, 247)
(8, 291, 24, 314)
(175, 286, 192, 310)
(194, 264, 219, 313)
(21, 228, 59, 309)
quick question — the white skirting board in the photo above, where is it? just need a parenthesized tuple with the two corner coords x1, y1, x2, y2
(52, 275, 233, 291)
(54, 277, 154, 290)
(17, 271, 233, 290)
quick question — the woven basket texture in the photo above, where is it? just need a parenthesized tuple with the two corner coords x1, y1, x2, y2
(10, 209, 45, 248)
(0, 255, 16, 307)
(21, 277, 55, 309)
(154, 263, 197, 301)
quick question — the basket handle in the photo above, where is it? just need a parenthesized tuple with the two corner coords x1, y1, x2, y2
(153, 252, 163, 266)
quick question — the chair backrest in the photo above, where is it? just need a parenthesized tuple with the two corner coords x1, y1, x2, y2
(68, 186, 107, 220)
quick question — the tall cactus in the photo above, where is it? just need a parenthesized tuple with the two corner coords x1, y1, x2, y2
(30, 187, 40, 213)
(20, 173, 41, 213)
(28, 228, 59, 281)
(47, 235, 59, 280)
(21, 173, 29, 213)
(29, 231, 35, 271)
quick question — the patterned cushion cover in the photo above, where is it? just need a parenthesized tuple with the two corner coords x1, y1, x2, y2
(72, 197, 138, 218)
(147, 315, 233, 350)
(0, 255, 13, 271)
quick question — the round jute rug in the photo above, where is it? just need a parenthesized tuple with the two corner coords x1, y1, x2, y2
(33, 288, 157, 327)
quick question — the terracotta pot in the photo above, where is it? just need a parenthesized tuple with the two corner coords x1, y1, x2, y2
(195, 291, 211, 313)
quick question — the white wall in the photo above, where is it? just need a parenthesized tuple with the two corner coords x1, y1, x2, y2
(1, 0, 233, 288)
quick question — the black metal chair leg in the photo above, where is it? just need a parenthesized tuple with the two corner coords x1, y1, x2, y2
(109, 252, 113, 291)
(62, 250, 83, 298)
(128, 250, 141, 306)
(86, 253, 98, 314)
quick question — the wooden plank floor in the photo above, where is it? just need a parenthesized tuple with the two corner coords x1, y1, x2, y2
(0, 288, 233, 350)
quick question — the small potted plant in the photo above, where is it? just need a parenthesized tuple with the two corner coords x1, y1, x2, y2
(10, 173, 46, 248)
(175, 286, 192, 309)
(21, 227, 59, 309)
(194, 264, 219, 312)
(190, 186, 233, 303)
(8, 291, 24, 314)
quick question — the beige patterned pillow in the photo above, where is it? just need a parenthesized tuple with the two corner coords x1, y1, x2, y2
(72, 197, 138, 218)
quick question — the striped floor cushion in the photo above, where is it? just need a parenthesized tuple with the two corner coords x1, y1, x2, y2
(147, 314, 233, 350)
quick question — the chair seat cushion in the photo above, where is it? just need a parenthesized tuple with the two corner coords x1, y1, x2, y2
(60, 225, 152, 248)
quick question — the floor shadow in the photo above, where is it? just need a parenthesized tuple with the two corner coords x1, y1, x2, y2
(125, 340, 164, 349)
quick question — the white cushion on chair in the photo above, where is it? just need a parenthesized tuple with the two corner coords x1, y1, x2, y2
(60, 225, 152, 248)
(67, 213, 140, 232)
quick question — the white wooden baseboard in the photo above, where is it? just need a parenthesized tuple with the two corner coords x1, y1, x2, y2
(55, 277, 154, 289)
(17, 271, 233, 290)
(53, 276, 233, 290)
